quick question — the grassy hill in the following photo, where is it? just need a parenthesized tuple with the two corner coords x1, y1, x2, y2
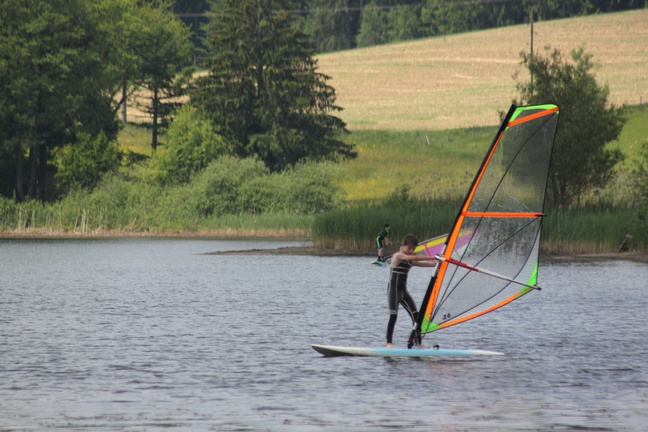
(337, 104, 648, 202)
(317, 9, 648, 131)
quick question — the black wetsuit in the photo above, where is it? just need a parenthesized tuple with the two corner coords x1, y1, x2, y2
(386, 258, 421, 347)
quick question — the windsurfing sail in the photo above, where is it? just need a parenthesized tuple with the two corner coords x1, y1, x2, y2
(417, 104, 559, 336)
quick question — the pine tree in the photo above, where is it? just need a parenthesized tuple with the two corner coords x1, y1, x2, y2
(192, 0, 355, 171)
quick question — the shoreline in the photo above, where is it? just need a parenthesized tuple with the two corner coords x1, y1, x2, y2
(2, 228, 647, 263)
(208, 245, 648, 263)
(0, 227, 310, 241)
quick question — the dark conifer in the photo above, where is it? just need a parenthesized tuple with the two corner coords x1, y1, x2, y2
(192, 0, 356, 171)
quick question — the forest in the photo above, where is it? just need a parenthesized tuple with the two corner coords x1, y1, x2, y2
(170, 0, 648, 57)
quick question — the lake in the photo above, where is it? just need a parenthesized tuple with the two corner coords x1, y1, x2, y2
(1, 238, 647, 431)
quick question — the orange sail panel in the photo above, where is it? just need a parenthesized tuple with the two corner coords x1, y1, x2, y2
(418, 104, 559, 335)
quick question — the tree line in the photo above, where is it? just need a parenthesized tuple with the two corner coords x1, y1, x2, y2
(170, 0, 647, 56)
(0, 0, 193, 201)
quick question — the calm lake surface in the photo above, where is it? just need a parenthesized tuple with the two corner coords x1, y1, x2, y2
(1, 238, 647, 431)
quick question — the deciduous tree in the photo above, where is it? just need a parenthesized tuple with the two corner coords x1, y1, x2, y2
(0, 0, 193, 201)
(514, 46, 625, 208)
(153, 105, 232, 184)
(305, 0, 362, 52)
(0, 0, 121, 201)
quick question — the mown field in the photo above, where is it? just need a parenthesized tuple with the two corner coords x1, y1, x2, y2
(317, 9, 648, 131)
(125, 10, 648, 131)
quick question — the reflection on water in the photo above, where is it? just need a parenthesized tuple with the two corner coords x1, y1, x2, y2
(1, 239, 647, 431)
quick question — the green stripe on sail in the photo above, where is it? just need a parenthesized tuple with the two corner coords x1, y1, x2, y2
(509, 104, 558, 123)
(423, 321, 440, 333)
(526, 262, 538, 287)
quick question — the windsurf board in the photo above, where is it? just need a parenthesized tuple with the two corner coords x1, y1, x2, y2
(311, 344, 503, 358)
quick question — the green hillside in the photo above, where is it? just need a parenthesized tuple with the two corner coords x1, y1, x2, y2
(337, 105, 648, 202)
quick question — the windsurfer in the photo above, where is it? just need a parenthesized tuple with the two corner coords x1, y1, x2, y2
(375, 224, 392, 262)
(386, 234, 437, 349)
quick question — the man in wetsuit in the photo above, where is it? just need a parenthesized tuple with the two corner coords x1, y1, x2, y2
(375, 224, 392, 262)
(386, 234, 437, 349)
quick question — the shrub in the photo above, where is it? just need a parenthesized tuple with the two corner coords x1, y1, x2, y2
(55, 131, 122, 192)
(187, 156, 269, 217)
(283, 162, 347, 214)
(153, 105, 232, 184)
(237, 175, 285, 214)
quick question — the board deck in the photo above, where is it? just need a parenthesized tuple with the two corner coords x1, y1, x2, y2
(371, 259, 388, 266)
(311, 344, 504, 358)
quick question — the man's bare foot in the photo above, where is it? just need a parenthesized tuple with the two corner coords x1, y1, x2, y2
(414, 344, 427, 349)
(385, 343, 397, 349)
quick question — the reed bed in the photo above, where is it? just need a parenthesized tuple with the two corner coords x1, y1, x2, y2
(3, 194, 647, 255)
(542, 206, 647, 255)
(312, 195, 463, 251)
(0, 195, 312, 239)
(313, 198, 648, 255)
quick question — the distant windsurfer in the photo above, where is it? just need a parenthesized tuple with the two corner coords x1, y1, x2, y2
(375, 223, 392, 262)
(386, 234, 437, 349)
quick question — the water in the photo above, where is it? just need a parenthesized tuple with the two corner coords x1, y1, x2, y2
(1, 239, 647, 431)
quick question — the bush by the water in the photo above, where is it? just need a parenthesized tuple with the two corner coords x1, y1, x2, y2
(55, 132, 123, 192)
(185, 156, 346, 217)
(152, 105, 232, 185)
(0, 157, 345, 233)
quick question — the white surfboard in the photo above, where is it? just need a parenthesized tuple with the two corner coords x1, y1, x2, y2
(311, 344, 504, 358)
